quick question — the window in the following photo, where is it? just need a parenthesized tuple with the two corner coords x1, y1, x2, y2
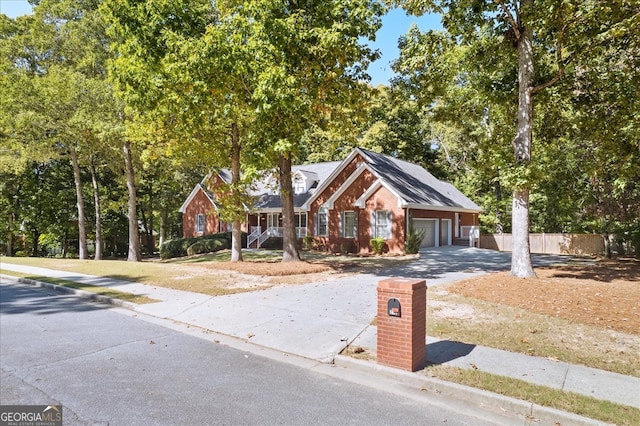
(317, 207, 328, 236)
(374, 210, 390, 239)
(294, 212, 307, 228)
(341, 211, 357, 238)
(195, 214, 206, 234)
(293, 176, 305, 194)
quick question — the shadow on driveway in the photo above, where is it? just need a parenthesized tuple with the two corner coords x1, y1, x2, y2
(376, 246, 578, 281)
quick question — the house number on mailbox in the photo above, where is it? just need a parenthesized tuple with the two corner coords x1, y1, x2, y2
(387, 298, 401, 317)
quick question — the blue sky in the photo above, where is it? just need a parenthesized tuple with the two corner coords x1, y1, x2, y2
(0, 1, 441, 86)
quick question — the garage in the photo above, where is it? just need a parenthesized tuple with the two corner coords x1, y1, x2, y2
(413, 219, 438, 248)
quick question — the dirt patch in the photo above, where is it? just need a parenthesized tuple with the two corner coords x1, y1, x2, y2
(447, 258, 640, 335)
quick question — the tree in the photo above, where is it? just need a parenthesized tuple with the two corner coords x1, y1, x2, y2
(1, 0, 123, 259)
(102, 0, 384, 263)
(239, 0, 384, 262)
(397, 0, 639, 276)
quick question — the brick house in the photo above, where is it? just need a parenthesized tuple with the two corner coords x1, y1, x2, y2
(179, 148, 481, 254)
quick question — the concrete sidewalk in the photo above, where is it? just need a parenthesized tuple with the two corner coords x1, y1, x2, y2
(2, 257, 639, 414)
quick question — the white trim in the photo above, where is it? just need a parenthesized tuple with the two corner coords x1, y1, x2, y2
(441, 218, 452, 246)
(402, 203, 481, 214)
(340, 210, 357, 238)
(317, 207, 329, 236)
(373, 209, 391, 239)
(353, 179, 405, 209)
(195, 213, 206, 234)
(179, 184, 216, 213)
(251, 207, 309, 214)
(303, 148, 371, 210)
(354, 180, 381, 208)
(323, 163, 368, 209)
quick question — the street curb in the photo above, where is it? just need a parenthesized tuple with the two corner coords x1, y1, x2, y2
(334, 355, 607, 426)
(0, 274, 610, 425)
(1, 274, 138, 311)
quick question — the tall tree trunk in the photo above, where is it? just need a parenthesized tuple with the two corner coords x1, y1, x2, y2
(147, 180, 155, 254)
(511, 12, 536, 278)
(90, 157, 103, 260)
(230, 122, 243, 262)
(62, 229, 68, 258)
(159, 209, 166, 249)
(32, 229, 39, 257)
(123, 140, 141, 262)
(69, 145, 89, 259)
(494, 172, 503, 234)
(7, 210, 14, 256)
(279, 153, 301, 262)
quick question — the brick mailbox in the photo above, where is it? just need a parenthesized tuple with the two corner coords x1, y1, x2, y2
(377, 278, 427, 371)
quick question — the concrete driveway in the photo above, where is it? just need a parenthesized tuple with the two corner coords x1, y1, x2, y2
(384, 245, 577, 285)
(158, 246, 577, 362)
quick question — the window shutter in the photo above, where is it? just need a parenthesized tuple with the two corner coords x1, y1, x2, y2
(314, 212, 318, 236)
(338, 212, 344, 237)
(354, 213, 359, 238)
(386, 211, 393, 239)
(370, 210, 376, 238)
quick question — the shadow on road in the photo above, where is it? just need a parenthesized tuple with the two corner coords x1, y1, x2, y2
(0, 282, 107, 316)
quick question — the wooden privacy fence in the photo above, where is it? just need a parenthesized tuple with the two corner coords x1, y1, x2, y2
(480, 233, 605, 256)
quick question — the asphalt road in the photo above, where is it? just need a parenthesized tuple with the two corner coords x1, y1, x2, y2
(1, 279, 516, 425)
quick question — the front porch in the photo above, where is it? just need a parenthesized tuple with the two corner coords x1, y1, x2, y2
(246, 226, 308, 249)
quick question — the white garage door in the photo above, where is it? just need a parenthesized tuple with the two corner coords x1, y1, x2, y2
(413, 219, 438, 248)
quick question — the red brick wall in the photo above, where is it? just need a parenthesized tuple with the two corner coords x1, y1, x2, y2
(377, 278, 427, 371)
(308, 154, 407, 254)
(309, 153, 370, 252)
(182, 188, 220, 238)
(363, 185, 405, 254)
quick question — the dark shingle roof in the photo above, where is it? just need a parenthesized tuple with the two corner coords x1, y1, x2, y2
(205, 149, 479, 212)
(248, 161, 341, 209)
(358, 148, 481, 211)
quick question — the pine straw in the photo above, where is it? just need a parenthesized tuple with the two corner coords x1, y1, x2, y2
(200, 260, 335, 276)
(447, 258, 640, 335)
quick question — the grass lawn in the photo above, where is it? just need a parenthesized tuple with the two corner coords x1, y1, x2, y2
(5, 271, 158, 304)
(2, 252, 638, 424)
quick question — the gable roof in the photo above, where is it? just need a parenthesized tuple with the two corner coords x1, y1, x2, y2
(359, 149, 481, 212)
(304, 147, 481, 213)
(183, 148, 480, 214)
(248, 161, 341, 210)
(178, 183, 217, 213)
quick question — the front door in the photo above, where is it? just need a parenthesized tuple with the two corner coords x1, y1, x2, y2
(267, 213, 279, 229)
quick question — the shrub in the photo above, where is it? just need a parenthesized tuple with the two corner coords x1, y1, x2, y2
(370, 238, 386, 255)
(159, 237, 197, 259)
(404, 222, 426, 254)
(302, 235, 315, 251)
(186, 238, 226, 256)
(159, 232, 244, 259)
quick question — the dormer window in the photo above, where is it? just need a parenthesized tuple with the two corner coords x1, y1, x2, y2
(293, 176, 306, 194)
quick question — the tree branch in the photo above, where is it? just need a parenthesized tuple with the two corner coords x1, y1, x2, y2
(531, 21, 566, 95)
(494, 0, 520, 40)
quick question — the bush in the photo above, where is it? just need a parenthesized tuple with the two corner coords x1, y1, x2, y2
(370, 238, 386, 255)
(302, 235, 315, 251)
(404, 222, 426, 254)
(159, 237, 197, 259)
(186, 238, 226, 256)
(159, 232, 245, 259)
